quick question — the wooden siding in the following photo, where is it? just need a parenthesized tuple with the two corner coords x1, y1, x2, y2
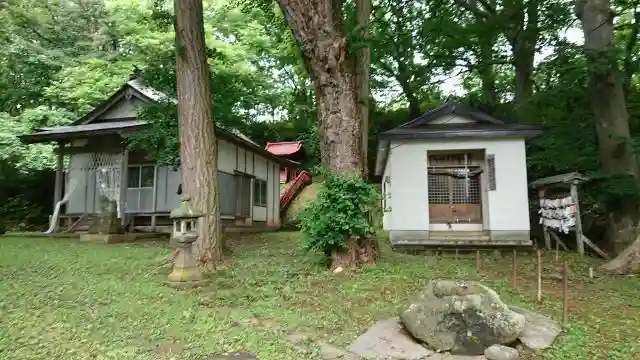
(63, 138, 281, 225)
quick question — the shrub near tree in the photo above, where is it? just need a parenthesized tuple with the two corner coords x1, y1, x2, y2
(299, 173, 380, 269)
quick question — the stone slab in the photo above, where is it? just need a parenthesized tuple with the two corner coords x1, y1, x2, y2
(200, 353, 259, 360)
(484, 344, 519, 360)
(348, 319, 433, 360)
(510, 306, 562, 350)
(80, 233, 167, 244)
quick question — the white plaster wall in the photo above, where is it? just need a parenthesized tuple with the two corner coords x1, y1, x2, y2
(98, 98, 144, 119)
(429, 114, 474, 124)
(217, 139, 237, 173)
(383, 137, 530, 232)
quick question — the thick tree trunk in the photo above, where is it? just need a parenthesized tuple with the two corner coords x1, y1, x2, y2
(279, 0, 377, 268)
(512, 41, 535, 120)
(174, 0, 223, 269)
(506, 0, 537, 123)
(356, 0, 371, 178)
(402, 81, 422, 119)
(455, 0, 537, 122)
(279, 0, 364, 176)
(477, 39, 498, 109)
(576, 0, 640, 253)
(601, 234, 640, 274)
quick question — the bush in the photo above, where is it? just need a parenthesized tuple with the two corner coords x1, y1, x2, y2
(299, 173, 379, 255)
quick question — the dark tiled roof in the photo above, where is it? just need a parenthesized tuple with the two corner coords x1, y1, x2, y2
(379, 101, 541, 139)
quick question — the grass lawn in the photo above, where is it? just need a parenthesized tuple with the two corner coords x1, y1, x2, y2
(0, 232, 638, 360)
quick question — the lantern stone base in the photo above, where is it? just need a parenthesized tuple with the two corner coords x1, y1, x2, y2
(165, 278, 207, 289)
(167, 247, 206, 289)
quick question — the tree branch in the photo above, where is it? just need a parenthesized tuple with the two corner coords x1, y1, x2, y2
(453, 0, 491, 19)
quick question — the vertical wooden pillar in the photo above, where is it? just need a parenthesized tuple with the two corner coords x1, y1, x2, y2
(538, 188, 551, 250)
(570, 181, 584, 255)
(52, 145, 64, 232)
(53, 147, 64, 209)
(119, 149, 129, 226)
(151, 165, 159, 230)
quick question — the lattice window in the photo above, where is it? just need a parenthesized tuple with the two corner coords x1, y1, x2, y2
(428, 152, 482, 205)
(452, 176, 481, 204)
(428, 174, 451, 204)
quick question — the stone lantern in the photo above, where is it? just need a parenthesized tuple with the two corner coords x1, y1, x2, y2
(167, 196, 206, 288)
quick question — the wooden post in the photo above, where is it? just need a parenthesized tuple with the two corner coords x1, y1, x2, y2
(119, 149, 129, 226)
(570, 181, 585, 255)
(555, 239, 559, 262)
(511, 249, 517, 288)
(538, 188, 551, 250)
(536, 249, 542, 302)
(563, 262, 569, 324)
(455, 249, 459, 259)
(150, 165, 159, 230)
(476, 250, 481, 272)
(52, 146, 64, 232)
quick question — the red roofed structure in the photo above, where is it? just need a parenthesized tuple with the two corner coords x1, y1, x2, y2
(265, 141, 306, 183)
(265, 141, 305, 158)
(266, 141, 312, 215)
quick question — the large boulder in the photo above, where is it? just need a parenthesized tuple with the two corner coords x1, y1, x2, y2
(400, 280, 525, 355)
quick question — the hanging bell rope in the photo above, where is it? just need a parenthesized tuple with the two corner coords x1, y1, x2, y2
(427, 167, 483, 179)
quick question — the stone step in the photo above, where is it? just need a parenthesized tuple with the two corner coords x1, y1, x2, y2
(430, 231, 488, 237)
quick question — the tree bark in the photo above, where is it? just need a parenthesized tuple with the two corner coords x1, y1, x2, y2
(455, 0, 538, 122)
(505, 0, 538, 122)
(174, 0, 223, 269)
(600, 234, 640, 274)
(477, 37, 498, 109)
(279, 0, 377, 268)
(356, 0, 371, 179)
(576, 0, 640, 253)
(278, 0, 364, 177)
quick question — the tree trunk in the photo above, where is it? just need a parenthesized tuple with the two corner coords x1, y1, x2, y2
(600, 234, 640, 274)
(506, 0, 538, 123)
(174, 0, 223, 269)
(278, 0, 364, 177)
(278, 0, 377, 268)
(477, 38, 498, 109)
(511, 40, 535, 121)
(356, 0, 371, 179)
(576, 0, 640, 253)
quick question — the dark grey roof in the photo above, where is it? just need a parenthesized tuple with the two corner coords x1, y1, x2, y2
(380, 123, 541, 140)
(68, 78, 258, 146)
(19, 120, 149, 143)
(530, 172, 589, 188)
(379, 101, 541, 140)
(398, 100, 504, 128)
(374, 101, 542, 176)
(19, 119, 298, 167)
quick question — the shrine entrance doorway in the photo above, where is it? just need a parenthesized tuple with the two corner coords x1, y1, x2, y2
(427, 150, 485, 231)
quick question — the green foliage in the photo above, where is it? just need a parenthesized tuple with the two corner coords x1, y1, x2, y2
(299, 174, 379, 254)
